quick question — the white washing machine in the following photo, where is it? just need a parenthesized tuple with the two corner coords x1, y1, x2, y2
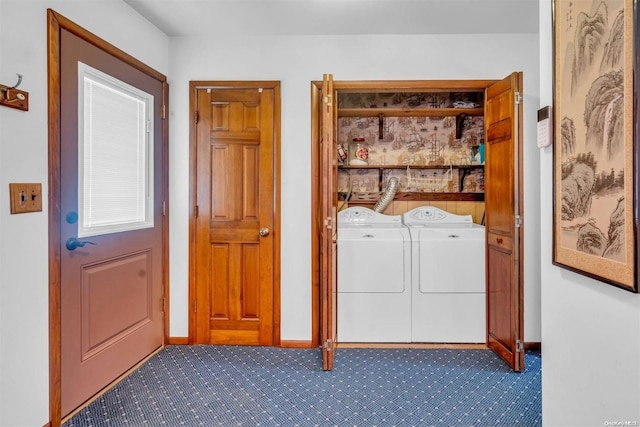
(337, 207, 411, 343)
(403, 206, 486, 343)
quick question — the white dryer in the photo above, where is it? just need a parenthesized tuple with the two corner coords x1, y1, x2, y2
(403, 206, 486, 343)
(337, 207, 411, 343)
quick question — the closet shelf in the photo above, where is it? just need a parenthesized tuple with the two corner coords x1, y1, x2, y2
(338, 107, 483, 118)
(340, 192, 485, 203)
(339, 164, 484, 170)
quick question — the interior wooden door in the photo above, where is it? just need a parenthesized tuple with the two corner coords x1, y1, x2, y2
(320, 74, 338, 370)
(193, 83, 277, 346)
(59, 28, 165, 415)
(484, 72, 525, 371)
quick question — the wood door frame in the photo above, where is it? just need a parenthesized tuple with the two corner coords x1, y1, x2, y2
(310, 82, 322, 348)
(319, 74, 339, 369)
(310, 78, 523, 353)
(187, 81, 282, 346)
(47, 9, 169, 427)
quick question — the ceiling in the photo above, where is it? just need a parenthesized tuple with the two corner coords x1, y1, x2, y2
(122, 0, 540, 37)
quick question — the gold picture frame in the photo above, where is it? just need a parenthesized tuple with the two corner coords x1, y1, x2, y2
(553, 0, 638, 293)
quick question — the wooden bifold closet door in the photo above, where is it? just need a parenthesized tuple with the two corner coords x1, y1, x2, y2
(314, 73, 525, 372)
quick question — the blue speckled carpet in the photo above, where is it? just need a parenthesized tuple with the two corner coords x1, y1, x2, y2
(64, 346, 541, 426)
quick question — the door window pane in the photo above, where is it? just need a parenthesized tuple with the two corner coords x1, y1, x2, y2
(78, 62, 154, 237)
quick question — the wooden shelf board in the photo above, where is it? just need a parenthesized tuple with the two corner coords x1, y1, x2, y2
(338, 107, 483, 118)
(393, 192, 485, 202)
(341, 192, 485, 203)
(331, 79, 496, 92)
(339, 164, 484, 170)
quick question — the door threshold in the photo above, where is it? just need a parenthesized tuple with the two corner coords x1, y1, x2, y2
(337, 342, 488, 350)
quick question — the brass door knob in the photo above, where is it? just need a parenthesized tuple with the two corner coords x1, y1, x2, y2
(259, 227, 270, 237)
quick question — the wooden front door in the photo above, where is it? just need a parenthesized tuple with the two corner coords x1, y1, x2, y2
(192, 82, 279, 346)
(320, 74, 338, 370)
(484, 72, 525, 371)
(58, 26, 166, 415)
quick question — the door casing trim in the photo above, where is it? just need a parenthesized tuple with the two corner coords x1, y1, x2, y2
(47, 9, 169, 426)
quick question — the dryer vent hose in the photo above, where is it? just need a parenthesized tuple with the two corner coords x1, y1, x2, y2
(373, 177, 399, 213)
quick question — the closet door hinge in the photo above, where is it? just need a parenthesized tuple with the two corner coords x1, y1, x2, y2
(515, 339, 524, 353)
(324, 339, 334, 351)
(162, 104, 166, 120)
(324, 217, 333, 229)
(162, 201, 166, 216)
(515, 214, 523, 228)
(193, 300, 197, 313)
(194, 110, 199, 124)
(515, 91, 522, 105)
(161, 297, 166, 313)
(194, 205, 199, 218)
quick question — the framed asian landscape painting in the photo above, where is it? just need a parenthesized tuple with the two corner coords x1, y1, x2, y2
(553, 0, 639, 293)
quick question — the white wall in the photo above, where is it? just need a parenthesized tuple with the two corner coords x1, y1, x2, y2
(168, 33, 542, 341)
(0, 1, 168, 426)
(539, 1, 640, 426)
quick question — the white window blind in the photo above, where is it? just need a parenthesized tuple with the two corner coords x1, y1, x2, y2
(78, 62, 154, 238)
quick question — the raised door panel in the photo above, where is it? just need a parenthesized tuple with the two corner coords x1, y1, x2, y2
(242, 146, 260, 219)
(211, 244, 231, 319)
(486, 234, 513, 356)
(211, 103, 230, 130)
(81, 251, 153, 358)
(240, 244, 261, 319)
(485, 130, 514, 234)
(211, 146, 231, 218)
